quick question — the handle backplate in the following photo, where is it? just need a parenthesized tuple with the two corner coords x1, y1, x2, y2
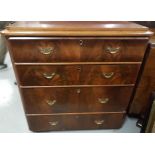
(49, 121, 58, 126)
(46, 99, 56, 106)
(98, 98, 109, 104)
(105, 47, 120, 54)
(102, 72, 114, 79)
(94, 120, 104, 125)
(43, 72, 56, 80)
(39, 47, 54, 55)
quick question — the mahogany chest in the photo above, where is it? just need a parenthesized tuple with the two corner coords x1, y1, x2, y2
(1, 21, 153, 132)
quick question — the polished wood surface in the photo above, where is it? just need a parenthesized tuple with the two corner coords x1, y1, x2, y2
(5, 21, 149, 30)
(2, 21, 152, 131)
(21, 86, 133, 114)
(8, 37, 148, 62)
(129, 42, 155, 115)
(1, 21, 153, 37)
(16, 64, 140, 86)
(27, 112, 125, 131)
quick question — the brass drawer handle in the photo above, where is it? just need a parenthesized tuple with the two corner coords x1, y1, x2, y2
(98, 98, 109, 104)
(43, 72, 56, 80)
(39, 47, 54, 55)
(49, 121, 58, 126)
(105, 47, 120, 54)
(46, 99, 56, 106)
(102, 72, 114, 79)
(94, 120, 104, 125)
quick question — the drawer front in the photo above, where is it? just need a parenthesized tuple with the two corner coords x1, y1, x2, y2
(27, 113, 125, 132)
(9, 38, 147, 62)
(16, 64, 140, 86)
(21, 87, 133, 114)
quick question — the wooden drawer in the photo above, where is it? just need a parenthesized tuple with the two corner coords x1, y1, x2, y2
(16, 64, 140, 86)
(8, 38, 147, 62)
(21, 86, 133, 114)
(26, 113, 125, 132)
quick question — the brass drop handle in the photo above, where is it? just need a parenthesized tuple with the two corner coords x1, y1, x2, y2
(94, 120, 104, 125)
(43, 72, 56, 80)
(105, 47, 120, 54)
(46, 99, 56, 106)
(39, 47, 54, 55)
(102, 72, 114, 79)
(49, 121, 58, 126)
(98, 98, 109, 104)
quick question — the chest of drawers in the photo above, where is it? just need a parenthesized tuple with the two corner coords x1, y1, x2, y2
(2, 21, 153, 132)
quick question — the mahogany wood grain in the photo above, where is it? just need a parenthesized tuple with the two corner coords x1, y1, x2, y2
(16, 64, 140, 86)
(21, 86, 133, 114)
(1, 21, 152, 132)
(26, 112, 125, 131)
(8, 38, 148, 62)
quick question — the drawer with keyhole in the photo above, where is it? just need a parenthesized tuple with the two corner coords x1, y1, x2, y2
(8, 38, 147, 62)
(16, 64, 140, 86)
(21, 86, 133, 114)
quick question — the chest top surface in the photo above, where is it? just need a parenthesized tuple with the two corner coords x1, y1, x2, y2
(1, 21, 153, 37)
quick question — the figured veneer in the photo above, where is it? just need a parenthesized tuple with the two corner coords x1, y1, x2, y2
(2, 21, 152, 132)
(27, 112, 125, 132)
(8, 38, 148, 62)
(16, 64, 140, 86)
(21, 86, 133, 114)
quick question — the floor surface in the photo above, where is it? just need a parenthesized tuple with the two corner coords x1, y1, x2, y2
(0, 53, 140, 133)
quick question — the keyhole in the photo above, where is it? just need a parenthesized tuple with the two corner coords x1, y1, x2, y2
(77, 89, 81, 94)
(79, 40, 83, 46)
(77, 66, 81, 72)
